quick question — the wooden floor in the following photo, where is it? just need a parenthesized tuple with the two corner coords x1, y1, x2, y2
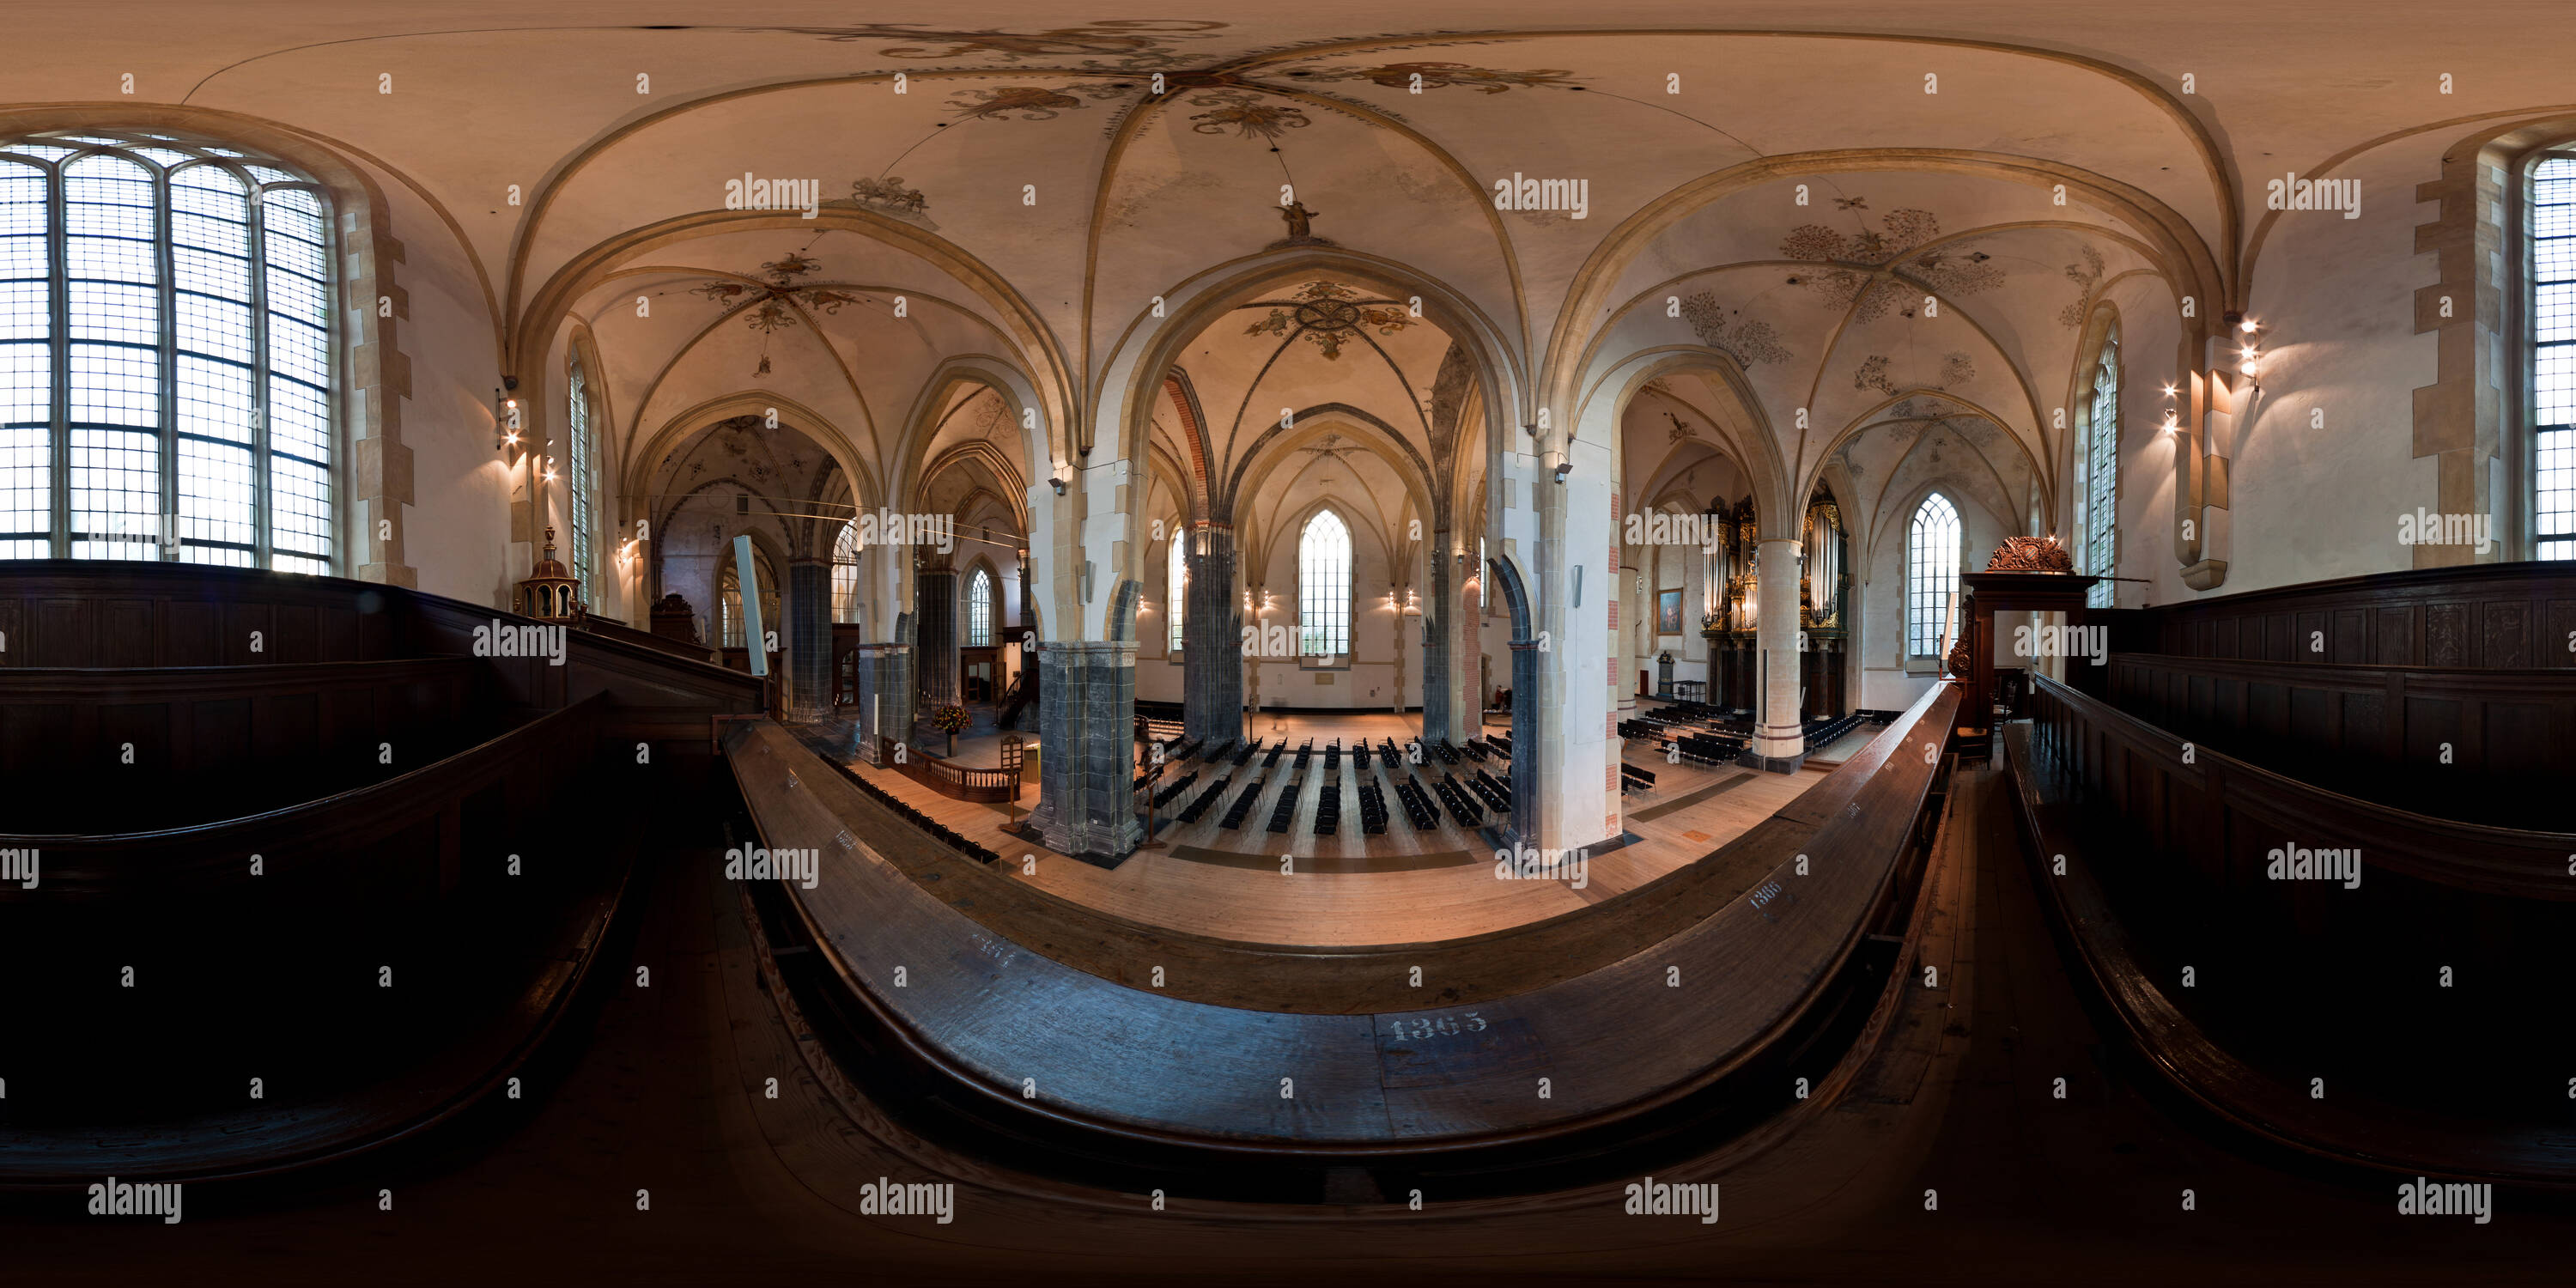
(808, 711, 1816, 947)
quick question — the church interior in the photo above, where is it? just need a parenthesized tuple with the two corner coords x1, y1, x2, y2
(8, 4, 2576, 1282)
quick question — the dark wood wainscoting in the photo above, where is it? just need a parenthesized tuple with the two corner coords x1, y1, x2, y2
(2138, 562, 2576, 668)
(2022, 673, 2576, 1138)
(2105, 652, 2576, 829)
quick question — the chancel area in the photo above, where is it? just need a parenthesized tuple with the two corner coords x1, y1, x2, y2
(5, 5, 2576, 1283)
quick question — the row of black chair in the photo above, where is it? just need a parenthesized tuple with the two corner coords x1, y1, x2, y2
(1233, 737, 1263, 767)
(1218, 778, 1267, 829)
(1266, 776, 1303, 833)
(1177, 775, 1232, 823)
(1151, 769, 1198, 809)
(1430, 775, 1483, 827)
(824, 758, 1001, 865)
(1358, 780, 1389, 834)
(1619, 762, 1656, 793)
(1465, 769, 1510, 814)
(1354, 739, 1371, 770)
(1323, 738, 1341, 772)
(1262, 739, 1288, 768)
(1391, 775, 1440, 829)
(1313, 779, 1341, 835)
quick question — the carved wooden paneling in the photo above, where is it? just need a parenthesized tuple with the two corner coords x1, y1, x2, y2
(2483, 601, 2530, 668)
(2148, 564, 2576, 669)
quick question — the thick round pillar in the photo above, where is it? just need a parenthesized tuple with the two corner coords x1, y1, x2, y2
(786, 557, 832, 721)
(914, 567, 958, 712)
(1182, 524, 1242, 744)
(1750, 538, 1805, 770)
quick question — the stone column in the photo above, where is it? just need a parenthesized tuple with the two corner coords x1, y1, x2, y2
(914, 567, 957, 713)
(1029, 640, 1142, 863)
(1505, 636, 1541, 845)
(888, 612, 918, 745)
(786, 556, 831, 721)
(1750, 538, 1806, 771)
(1182, 524, 1242, 744)
(1420, 530, 1455, 744)
(853, 642, 910, 763)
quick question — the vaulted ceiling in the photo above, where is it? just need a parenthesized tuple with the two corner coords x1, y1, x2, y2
(27, 3, 2561, 520)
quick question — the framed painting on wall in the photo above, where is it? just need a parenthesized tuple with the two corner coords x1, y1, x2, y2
(1656, 589, 1684, 635)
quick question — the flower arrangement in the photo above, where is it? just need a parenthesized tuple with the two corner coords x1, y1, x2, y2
(929, 702, 971, 757)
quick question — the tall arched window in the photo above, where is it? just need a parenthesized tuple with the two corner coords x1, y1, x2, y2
(2533, 153, 2576, 560)
(720, 562, 741, 648)
(1167, 535, 1187, 653)
(1907, 493, 1962, 658)
(2075, 319, 2120, 605)
(564, 355, 596, 601)
(1298, 508, 1351, 658)
(0, 130, 333, 568)
(966, 566, 993, 647)
(830, 518, 861, 623)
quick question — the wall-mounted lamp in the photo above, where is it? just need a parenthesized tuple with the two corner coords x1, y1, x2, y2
(1545, 449, 1571, 484)
(1050, 462, 1072, 495)
(495, 385, 521, 452)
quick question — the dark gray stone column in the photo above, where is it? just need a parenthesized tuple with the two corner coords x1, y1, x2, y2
(914, 568, 957, 714)
(889, 611, 918, 746)
(786, 557, 831, 721)
(1029, 640, 1141, 864)
(1507, 636, 1542, 845)
(853, 642, 910, 764)
(1182, 524, 1242, 744)
(1420, 530, 1454, 743)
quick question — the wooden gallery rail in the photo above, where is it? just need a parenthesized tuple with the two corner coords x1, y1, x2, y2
(876, 733, 1020, 802)
(725, 681, 1962, 1165)
(2014, 672, 2576, 1184)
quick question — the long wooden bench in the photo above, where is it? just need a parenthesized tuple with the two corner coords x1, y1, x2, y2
(0, 694, 606, 902)
(2010, 674, 2576, 1185)
(720, 683, 1959, 1151)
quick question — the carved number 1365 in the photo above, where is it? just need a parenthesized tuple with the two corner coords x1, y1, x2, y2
(1394, 1012, 1487, 1041)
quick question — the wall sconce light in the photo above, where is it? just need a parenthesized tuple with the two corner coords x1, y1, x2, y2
(495, 385, 521, 452)
(1050, 463, 1072, 495)
(1546, 450, 1571, 483)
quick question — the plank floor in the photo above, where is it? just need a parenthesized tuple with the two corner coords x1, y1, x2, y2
(801, 711, 1816, 946)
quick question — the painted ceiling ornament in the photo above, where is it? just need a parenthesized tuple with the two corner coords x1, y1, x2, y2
(1186, 88, 1311, 142)
(1242, 281, 1416, 360)
(946, 85, 1089, 121)
(1298, 62, 1579, 94)
(1665, 410, 1698, 443)
(1781, 205, 2001, 322)
(1679, 290, 1791, 367)
(2058, 244, 2107, 329)
(841, 175, 935, 228)
(721, 20, 1227, 66)
(686, 254, 865, 379)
